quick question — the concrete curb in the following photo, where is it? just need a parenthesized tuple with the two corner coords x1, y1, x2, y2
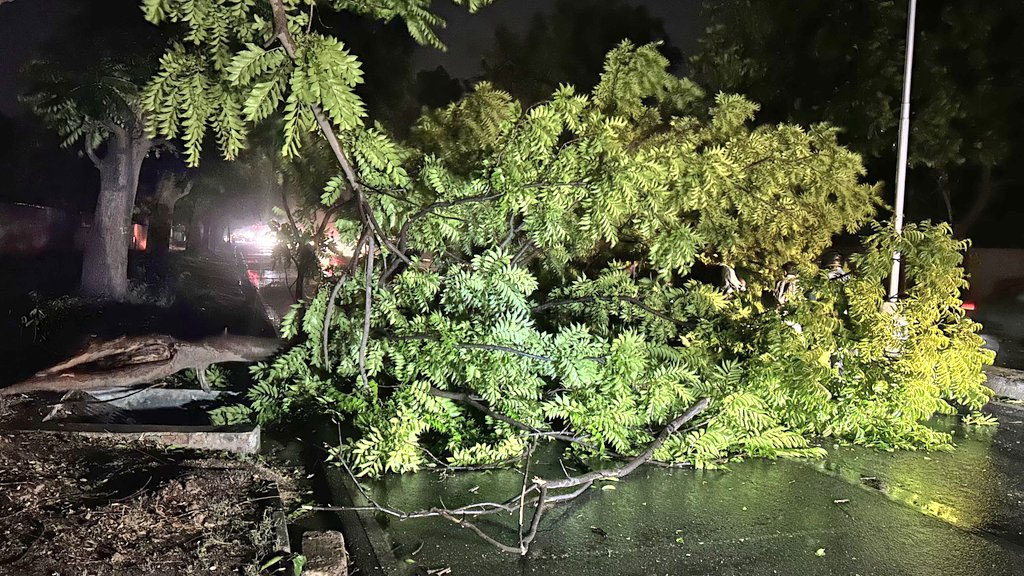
(321, 462, 402, 576)
(302, 531, 349, 576)
(12, 423, 262, 454)
(986, 366, 1024, 402)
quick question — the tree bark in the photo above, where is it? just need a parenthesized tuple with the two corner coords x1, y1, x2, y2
(956, 164, 995, 238)
(2, 334, 281, 395)
(80, 129, 150, 300)
(206, 216, 225, 252)
(186, 201, 205, 253)
(149, 175, 192, 280)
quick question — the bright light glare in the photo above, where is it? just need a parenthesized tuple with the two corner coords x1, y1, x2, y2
(256, 228, 279, 250)
(231, 223, 279, 250)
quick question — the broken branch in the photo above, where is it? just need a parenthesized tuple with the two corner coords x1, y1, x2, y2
(2, 334, 281, 396)
(311, 398, 709, 555)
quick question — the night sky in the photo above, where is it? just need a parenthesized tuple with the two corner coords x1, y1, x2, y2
(2, 0, 1022, 246)
(411, 0, 699, 78)
(0, 0, 699, 117)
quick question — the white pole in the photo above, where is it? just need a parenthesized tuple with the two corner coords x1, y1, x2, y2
(888, 0, 918, 300)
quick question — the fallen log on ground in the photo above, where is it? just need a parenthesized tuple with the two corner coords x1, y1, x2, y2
(2, 334, 281, 396)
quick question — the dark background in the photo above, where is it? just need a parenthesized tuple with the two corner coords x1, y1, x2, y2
(1, 0, 1022, 245)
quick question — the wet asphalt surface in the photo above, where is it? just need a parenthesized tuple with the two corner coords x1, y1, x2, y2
(336, 402, 1024, 576)
(233, 244, 1024, 575)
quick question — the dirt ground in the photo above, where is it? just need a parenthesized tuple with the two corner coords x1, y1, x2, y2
(0, 425, 293, 575)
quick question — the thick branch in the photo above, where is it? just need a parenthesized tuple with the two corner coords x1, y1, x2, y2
(269, 0, 357, 186)
(84, 146, 102, 168)
(269, 0, 409, 275)
(2, 334, 281, 395)
(541, 397, 710, 490)
(174, 180, 194, 204)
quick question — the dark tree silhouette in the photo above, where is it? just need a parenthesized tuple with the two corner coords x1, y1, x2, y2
(481, 0, 682, 104)
(692, 0, 1024, 241)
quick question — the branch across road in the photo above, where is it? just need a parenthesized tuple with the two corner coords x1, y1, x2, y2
(311, 398, 710, 555)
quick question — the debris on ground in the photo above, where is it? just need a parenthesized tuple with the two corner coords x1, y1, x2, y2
(0, 430, 292, 575)
(301, 531, 349, 576)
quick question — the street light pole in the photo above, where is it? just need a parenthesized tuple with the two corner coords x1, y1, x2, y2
(888, 0, 918, 300)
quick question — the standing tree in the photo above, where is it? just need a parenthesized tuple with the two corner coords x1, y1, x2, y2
(147, 172, 192, 279)
(137, 0, 992, 553)
(21, 1, 166, 299)
(482, 0, 682, 105)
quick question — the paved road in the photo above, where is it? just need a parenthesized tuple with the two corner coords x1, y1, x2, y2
(338, 402, 1024, 576)
(972, 300, 1024, 370)
(233, 242, 299, 327)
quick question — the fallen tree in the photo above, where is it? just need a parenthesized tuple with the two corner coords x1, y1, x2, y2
(315, 398, 711, 555)
(135, 0, 994, 555)
(2, 334, 281, 396)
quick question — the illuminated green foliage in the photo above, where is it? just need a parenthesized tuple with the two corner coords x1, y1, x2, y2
(141, 2, 992, 476)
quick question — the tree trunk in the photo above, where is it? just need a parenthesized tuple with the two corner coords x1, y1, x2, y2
(80, 130, 150, 300)
(186, 202, 205, 253)
(956, 164, 995, 238)
(148, 202, 173, 274)
(149, 175, 192, 280)
(936, 169, 954, 228)
(205, 217, 223, 252)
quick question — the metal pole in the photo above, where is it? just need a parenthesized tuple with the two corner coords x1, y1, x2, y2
(888, 0, 917, 300)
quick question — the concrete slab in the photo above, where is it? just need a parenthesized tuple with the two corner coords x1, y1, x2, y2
(987, 366, 1024, 401)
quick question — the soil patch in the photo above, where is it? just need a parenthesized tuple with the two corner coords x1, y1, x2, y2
(0, 430, 289, 575)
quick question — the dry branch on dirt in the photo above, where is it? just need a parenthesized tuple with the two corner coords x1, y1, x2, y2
(2, 334, 281, 396)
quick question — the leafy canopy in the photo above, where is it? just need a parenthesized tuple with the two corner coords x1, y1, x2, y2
(23, 1, 164, 156)
(140, 0, 492, 165)
(139, 1, 992, 477)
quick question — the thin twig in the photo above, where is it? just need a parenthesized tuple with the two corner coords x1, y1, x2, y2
(427, 387, 588, 445)
(392, 332, 597, 367)
(357, 235, 376, 395)
(313, 399, 710, 555)
(322, 229, 369, 371)
(458, 343, 555, 363)
(322, 276, 347, 371)
(501, 216, 526, 250)
(441, 514, 522, 554)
